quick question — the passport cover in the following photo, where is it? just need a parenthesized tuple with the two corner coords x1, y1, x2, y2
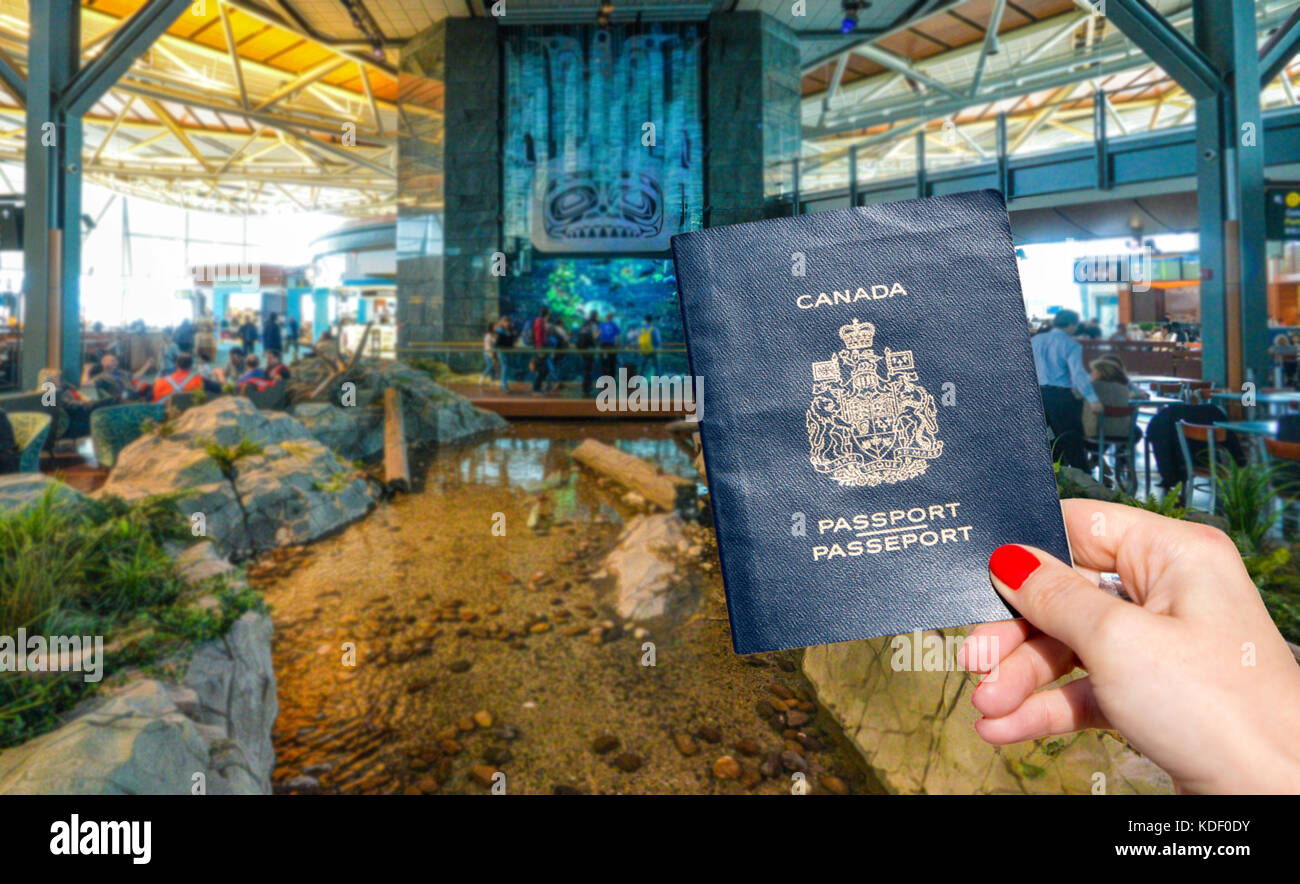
(671, 189, 1070, 654)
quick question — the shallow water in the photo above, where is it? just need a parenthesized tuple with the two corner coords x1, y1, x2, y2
(260, 422, 879, 795)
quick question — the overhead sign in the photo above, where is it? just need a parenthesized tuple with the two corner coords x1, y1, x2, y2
(1267, 187, 1300, 240)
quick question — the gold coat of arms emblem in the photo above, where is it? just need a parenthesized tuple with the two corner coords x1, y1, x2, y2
(807, 318, 943, 486)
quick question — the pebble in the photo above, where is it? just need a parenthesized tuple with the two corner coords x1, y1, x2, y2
(592, 735, 620, 755)
(780, 750, 808, 774)
(484, 746, 512, 765)
(449, 660, 472, 673)
(820, 775, 850, 796)
(473, 710, 493, 728)
(672, 733, 699, 756)
(695, 724, 722, 744)
(735, 739, 761, 757)
(785, 710, 811, 727)
(614, 753, 643, 772)
(469, 765, 499, 788)
(439, 739, 463, 755)
(285, 775, 320, 793)
(416, 776, 440, 794)
(711, 756, 742, 780)
(769, 684, 796, 700)
(529, 622, 552, 634)
(457, 717, 476, 733)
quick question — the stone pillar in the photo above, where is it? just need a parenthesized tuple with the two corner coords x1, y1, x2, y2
(705, 12, 801, 227)
(397, 19, 501, 363)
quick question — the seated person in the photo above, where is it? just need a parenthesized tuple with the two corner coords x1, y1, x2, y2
(37, 367, 107, 439)
(236, 355, 275, 393)
(0, 406, 19, 474)
(196, 349, 224, 385)
(223, 346, 246, 387)
(151, 353, 220, 403)
(265, 349, 291, 381)
(92, 352, 153, 401)
(1082, 357, 1144, 442)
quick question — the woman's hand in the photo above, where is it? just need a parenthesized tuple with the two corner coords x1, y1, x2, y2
(962, 498, 1300, 794)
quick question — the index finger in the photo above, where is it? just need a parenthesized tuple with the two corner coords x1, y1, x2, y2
(1060, 498, 1242, 600)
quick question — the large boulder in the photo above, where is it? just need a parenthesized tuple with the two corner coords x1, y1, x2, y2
(802, 633, 1173, 794)
(0, 612, 277, 795)
(287, 358, 504, 460)
(603, 513, 693, 621)
(100, 397, 374, 557)
(0, 474, 90, 513)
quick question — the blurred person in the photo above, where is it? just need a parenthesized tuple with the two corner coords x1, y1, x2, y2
(152, 352, 216, 403)
(237, 354, 274, 393)
(481, 321, 497, 387)
(1032, 309, 1101, 471)
(577, 310, 600, 397)
(238, 314, 258, 353)
(598, 311, 620, 380)
(633, 315, 661, 379)
(265, 349, 291, 381)
(0, 405, 18, 474)
(262, 311, 283, 355)
(285, 315, 301, 360)
(92, 351, 152, 401)
(223, 346, 246, 386)
(494, 316, 517, 393)
(529, 307, 551, 394)
(196, 349, 223, 385)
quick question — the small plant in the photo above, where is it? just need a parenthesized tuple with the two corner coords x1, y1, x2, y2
(1119, 483, 1187, 519)
(201, 436, 264, 476)
(1216, 459, 1295, 554)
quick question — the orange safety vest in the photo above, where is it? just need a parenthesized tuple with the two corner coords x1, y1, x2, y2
(153, 371, 201, 403)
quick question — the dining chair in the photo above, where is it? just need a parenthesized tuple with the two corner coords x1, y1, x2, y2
(1176, 420, 1227, 512)
(1089, 405, 1138, 494)
(1262, 437, 1300, 539)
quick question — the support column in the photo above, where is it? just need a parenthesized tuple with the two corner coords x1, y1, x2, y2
(23, 0, 80, 386)
(1195, 0, 1268, 388)
(396, 19, 500, 364)
(21, 0, 191, 388)
(1109, 0, 1268, 387)
(705, 12, 801, 226)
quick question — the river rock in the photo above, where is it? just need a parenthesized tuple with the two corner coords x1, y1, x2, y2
(0, 473, 90, 513)
(288, 358, 505, 460)
(0, 611, 276, 795)
(602, 513, 691, 621)
(99, 397, 375, 558)
(802, 631, 1174, 794)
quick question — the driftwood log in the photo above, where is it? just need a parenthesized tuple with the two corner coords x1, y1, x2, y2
(383, 386, 410, 491)
(309, 321, 375, 401)
(571, 438, 695, 512)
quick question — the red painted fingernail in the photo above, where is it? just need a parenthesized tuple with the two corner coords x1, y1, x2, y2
(989, 544, 1041, 590)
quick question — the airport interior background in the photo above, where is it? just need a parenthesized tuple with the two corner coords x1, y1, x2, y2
(0, 0, 1297, 798)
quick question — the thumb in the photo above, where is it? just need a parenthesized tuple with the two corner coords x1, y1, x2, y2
(987, 543, 1132, 664)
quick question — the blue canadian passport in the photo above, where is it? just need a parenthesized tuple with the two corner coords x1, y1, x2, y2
(671, 190, 1070, 654)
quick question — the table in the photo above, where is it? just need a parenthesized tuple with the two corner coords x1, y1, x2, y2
(1129, 396, 1183, 408)
(1215, 420, 1282, 467)
(1215, 420, 1280, 437)
(1207, 389, 1300, 417)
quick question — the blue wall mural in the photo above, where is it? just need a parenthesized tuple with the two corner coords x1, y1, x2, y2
(502, 24, 705, 255)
